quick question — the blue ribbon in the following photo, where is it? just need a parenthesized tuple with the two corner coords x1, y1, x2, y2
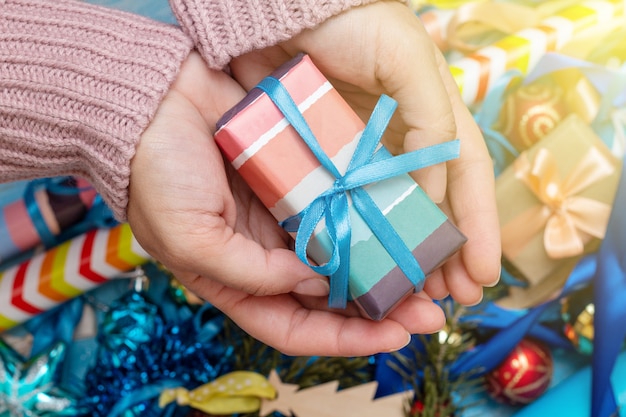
(255, 76, 461, 308)
(591, 154, 626, 417)
(23, 178, 58, 249)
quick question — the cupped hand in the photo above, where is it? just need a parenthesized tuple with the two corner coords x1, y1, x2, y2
(127, 51, 447, 357)
(229, 1, 502, 306)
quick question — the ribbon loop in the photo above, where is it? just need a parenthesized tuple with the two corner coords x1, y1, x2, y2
(503, 146, 615, 259)
(256, 76, 460, 309)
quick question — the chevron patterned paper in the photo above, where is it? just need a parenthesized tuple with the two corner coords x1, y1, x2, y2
(450, 0, 625, 105)
(0, 223, 150, 331)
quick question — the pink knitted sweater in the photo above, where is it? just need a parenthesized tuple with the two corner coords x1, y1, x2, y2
(0, 0, 378, 219)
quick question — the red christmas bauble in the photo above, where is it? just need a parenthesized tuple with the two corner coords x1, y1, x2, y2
(411, 399, 453, 417)
(484, 338, 553, 406)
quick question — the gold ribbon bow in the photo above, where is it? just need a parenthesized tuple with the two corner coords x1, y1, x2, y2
(501, 146, 614, 259)
(158, 371, 276, 414)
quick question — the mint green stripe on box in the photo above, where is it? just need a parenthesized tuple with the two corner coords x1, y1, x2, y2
(309, 173, 448, 299)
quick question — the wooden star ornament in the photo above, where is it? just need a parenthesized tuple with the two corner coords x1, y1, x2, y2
(260, 369, 412, 417)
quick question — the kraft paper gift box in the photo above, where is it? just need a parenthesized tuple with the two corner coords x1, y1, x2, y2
(214, 54, 466, 320)
(496, 114, 621, 307)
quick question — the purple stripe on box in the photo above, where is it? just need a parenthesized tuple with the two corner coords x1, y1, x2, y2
(354, 219, 467, 320)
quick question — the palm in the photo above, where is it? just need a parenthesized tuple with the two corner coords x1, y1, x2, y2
(127, 53, 448, 356)
(229, 2, 501, 305)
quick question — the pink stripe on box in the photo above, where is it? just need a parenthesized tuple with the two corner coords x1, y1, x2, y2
(5, 200, 39, 251)
(218, 55, 329, 162)
(236, 89, 365, 209)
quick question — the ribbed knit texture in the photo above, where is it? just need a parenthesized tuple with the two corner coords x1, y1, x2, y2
(169, 0, 386, 69)
(0, 0, 193, 220)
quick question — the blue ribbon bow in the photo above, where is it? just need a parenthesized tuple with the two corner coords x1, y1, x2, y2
(255, 76, 461, 309)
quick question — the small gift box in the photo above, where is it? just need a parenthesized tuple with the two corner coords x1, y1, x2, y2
(215, 54, 466, 320)
(496, 114, 621, 306)
(450, 0, 624, 105)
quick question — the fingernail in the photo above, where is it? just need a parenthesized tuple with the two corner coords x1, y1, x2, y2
(485, 265, 502, 287)
(385, 332, 412, 352)
(293, 278, 330, 296)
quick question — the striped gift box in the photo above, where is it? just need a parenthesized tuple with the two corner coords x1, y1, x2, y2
(450, 0, 625, 105)
(215, 54, 466, 320)
(0, 223, 150, 331)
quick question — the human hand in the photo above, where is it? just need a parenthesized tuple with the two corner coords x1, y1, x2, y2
(127, 52, 447, 356)
(229, 1, 502, 306)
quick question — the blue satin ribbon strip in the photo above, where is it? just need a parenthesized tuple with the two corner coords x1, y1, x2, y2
(22, 178, 117, 252)
(23, 178, 57, 249)
(591, 154, 626, 417)
(255, 76, 460, 309)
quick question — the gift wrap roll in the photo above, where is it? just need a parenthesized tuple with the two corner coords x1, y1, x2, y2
(215, 54, 466, 320)
(450, 0, 625, 105)
(496, 114, 621, 308)
(0, 223, 150, 332)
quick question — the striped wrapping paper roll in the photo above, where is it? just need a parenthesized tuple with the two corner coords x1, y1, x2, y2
(215, 54, 466, 320)
(418, 7, 456, 51)
(0, 223, 150, 331)
(450, 0, 625, 105)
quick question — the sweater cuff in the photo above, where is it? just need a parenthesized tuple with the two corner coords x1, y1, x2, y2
(169, 0, 384, 69)
(0, 0, 193, 220)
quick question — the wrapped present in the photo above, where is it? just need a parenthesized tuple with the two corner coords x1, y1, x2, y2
(418, 0, 580, 55)
(493, 68, 601, 152)
(0, 177, 101, 266)
(0, 223, 150, 331)
(450, 0, 625, 105)
(215, 54, 466, 320)
(496, 114, 621, 307)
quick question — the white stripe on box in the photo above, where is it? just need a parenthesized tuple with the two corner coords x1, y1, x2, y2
(232, 81, 334, 170)
(476, 46, 508, 91)
(516, 28, 549, 72)
(382, 183, 418, 216)
(268, 130, 362, 221)
(541, 16, 575, 50)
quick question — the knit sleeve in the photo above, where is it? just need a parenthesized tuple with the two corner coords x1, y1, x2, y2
(0, 0, 193, 220)
(169, 0, 392, 70)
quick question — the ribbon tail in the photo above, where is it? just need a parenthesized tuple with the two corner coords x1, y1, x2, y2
(591, 162, 626, 417)
(347, 94, 397, 170)
(351, 188, 425, 290)
(327, 195, 351, 309)
(451, 257, 593, 378)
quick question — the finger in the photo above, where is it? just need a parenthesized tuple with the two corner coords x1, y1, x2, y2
(171, 224, 326, 297)
(229, 48, 294, 89)
(386, 292, 446, 334)
(192, 280, 413, 356)
(442, 252, 485, 306)
(233, 4, 457, 202)
(422, 269, 450, 300)
(372, 5, 456, 203)
(434, 48, 502, 288)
